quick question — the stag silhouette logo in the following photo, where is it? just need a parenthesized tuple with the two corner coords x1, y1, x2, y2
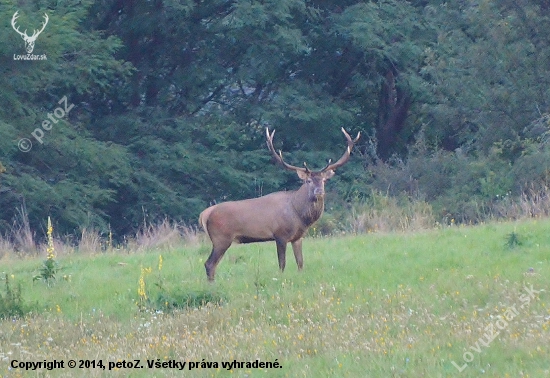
(11, 11, 49, 54)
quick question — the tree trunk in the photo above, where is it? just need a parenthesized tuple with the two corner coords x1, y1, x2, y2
(376, 69, 411, 160)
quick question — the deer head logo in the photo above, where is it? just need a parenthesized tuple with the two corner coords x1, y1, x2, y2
(11, 11, 49, 54)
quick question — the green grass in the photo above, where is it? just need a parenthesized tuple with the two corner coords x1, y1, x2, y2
(0, 219, 549, 377)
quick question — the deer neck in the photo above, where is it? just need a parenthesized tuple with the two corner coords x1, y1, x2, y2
(291, 185, 325, 228)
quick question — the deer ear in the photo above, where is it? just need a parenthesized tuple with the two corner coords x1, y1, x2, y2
(322, 170, 335, 180)
(296, 170, 309, 180)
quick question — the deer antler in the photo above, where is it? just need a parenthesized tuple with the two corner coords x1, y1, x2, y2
(321, 128, 361, 172)
(266, 127, 360, 173)
(31, 13, 49, 39)
(265, 128, 308, 173)
(11, 12, 48, 40)
(11, 11, 27, 38)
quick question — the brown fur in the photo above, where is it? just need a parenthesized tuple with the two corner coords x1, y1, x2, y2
(199, 128, 359, 281)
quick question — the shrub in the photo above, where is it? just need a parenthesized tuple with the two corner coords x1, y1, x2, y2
(0, 274, 25, 319)
(365, 143, 550, 224)
(505, 232, 522, 249)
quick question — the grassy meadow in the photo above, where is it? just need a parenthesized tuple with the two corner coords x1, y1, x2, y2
(0, 219, 549, 377)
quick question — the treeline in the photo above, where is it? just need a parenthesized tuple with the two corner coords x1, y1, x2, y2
(1, 0, 550, 242)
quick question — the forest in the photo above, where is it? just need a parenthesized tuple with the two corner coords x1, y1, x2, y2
(1, 0, 550, 242)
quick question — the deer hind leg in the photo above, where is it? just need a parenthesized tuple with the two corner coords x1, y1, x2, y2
(275, 239, 287, 272)
(204, 240, 232, 282)
(291, 238, 304, 270)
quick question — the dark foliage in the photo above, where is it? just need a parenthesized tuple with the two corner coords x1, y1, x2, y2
(2, 0, 550, 239)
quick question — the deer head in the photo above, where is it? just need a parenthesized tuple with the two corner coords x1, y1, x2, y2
(11, 11, 49, 54)
(266, 127, 361, 202)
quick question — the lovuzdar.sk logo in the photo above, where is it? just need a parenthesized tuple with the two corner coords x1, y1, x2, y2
(11, 11, 48, 61)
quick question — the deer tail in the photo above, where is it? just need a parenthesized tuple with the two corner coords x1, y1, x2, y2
(198, 208, 210, 238)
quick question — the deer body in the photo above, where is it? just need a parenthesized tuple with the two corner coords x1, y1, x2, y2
(200, 128, 359, 281)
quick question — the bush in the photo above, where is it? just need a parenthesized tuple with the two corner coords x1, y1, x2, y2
(0, 274, 25, 319)
(365, 142, 550, 225)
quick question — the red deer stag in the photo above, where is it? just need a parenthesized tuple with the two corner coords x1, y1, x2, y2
(199, 127, 360, 281)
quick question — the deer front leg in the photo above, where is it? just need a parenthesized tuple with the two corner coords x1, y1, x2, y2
(275, 239, 287, 272)
(291, 238, 303, 270)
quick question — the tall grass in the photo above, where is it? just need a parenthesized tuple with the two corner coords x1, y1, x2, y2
(77, 227, 104, 254)
(346, 192, 435, 233)
(0, 238, 13, 259)
(492, 185, 550, 220)
(0, 219, 202, 259)
(11, 204, 36, 255)
(341, 186, 550, 234)
(4, 186, 550, 259)
(129, 219, 202, 252)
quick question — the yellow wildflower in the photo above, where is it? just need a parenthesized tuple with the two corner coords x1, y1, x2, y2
(46, 216, 55, 259)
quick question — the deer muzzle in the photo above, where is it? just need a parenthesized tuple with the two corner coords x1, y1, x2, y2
(313, 187, 325, 196)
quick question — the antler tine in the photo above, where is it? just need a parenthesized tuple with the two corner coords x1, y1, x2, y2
(265, 127, 307, 173)
(11, 11, 26, 37)
(321, 128, 361, 172)
(320, 159, 332, 172)
(39, 13, 48, 32)
(31, 13, 48, 37)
